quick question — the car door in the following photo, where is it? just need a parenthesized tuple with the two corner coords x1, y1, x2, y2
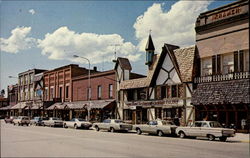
(188, 122, 202, 137)
(148, 121, 158, 134)
(141, 121, 150, 133)
(69, 118, 75, 128)
(200, 122, 210, 137)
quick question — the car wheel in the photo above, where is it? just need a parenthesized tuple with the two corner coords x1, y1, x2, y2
(158, 130, 164, 137)
(63, 123, 67, 128)
(95, 126, 100, 131)
(208, 134, 215, 141)
(219, 136, 227, 142)
(136, 128, 142, 135)
(179, 131, 186, 139)
(74, 124, 78, 129)
(13, 123, 16, 126)
(110, 127, 115, 133)
(18, 122, 20, 126)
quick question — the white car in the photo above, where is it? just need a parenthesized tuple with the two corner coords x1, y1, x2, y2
(133, 120, 177, 136)
(63, 118, 92, 129)
(176, 121, 235, 141)
(93, 119, 132, 132)
(13, 116, 30, 126)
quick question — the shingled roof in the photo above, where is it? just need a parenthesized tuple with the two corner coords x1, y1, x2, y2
(120, 54, 160, 90)
(115, 57, 132, 70)
(192, 79, 250, 105)
(173, 45, 196, 82)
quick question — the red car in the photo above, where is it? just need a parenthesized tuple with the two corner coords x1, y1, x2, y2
(4, 116, 16, 124)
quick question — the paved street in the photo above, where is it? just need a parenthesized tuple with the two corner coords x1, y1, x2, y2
(1, 120, 249, 158)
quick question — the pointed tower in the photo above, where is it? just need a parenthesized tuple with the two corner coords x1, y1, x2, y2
(145, 34, 155, 66)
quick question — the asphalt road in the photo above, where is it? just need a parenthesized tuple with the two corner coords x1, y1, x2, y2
(1, 120, 249, 158)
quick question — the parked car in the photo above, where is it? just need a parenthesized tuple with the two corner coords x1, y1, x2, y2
(42, 117, 63, 127)
(63, 118, 92, 129)
(93, 119, 132, 132)
(176, 121, 235, 141)
(133, 120, 177, 136)
(13, 116, 30, 126)
(4, 116, 16, 124)
(30, 117, 44, 126)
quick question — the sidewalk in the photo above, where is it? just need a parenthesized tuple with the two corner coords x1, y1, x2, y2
(228, 133, 250, 143)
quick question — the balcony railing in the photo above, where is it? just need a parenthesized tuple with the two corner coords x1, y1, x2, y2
(194, 71, 249, 83)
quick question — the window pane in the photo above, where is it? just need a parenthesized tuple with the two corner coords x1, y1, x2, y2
(217, 55, 221, 74)
(171, 85, 177, 98)
(212, 55, 216, 75)
(234, 51, 238, 72)
(109, 84, 113, 98)
(239, 50, 244, 72)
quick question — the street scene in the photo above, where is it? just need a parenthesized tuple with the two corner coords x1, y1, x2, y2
(1, 121, 249, 158)
(0, 0, 249, 157)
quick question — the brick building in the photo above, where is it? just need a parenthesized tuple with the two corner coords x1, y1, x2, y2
(44, 64, 98, 120)
(71, 70, 116, 121)
(192, 0, 249, 132)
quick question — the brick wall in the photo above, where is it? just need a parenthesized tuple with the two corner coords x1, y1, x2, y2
(72, 71, 116, 101)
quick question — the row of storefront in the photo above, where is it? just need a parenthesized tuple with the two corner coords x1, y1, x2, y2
(0, 0, 249, 132)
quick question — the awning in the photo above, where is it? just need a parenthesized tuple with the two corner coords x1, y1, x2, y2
(10, 102, 28, 110)
(192, 79, 250, 105)
(46, 102, 66, 110)
(88, 99, 116, 109)
(65, 101, 87, 110)
(0, 105, 13, 110)
(31, 102, 43, 110)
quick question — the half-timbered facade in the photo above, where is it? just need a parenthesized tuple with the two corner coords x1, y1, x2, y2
(115, 35, 197, 125)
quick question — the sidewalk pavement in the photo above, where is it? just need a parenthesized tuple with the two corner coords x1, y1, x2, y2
(228, 133, 250, 143)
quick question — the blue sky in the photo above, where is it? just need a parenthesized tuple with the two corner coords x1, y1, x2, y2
(0, 0, 235, 95)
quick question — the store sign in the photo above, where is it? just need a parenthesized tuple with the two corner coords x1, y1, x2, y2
(212, 7, 242, 21)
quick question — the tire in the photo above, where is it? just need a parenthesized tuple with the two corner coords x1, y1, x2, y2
(219, 136, 227, 142)
(179, 131, 186, 139)
(110, 127, 115, 133)
(74, 124, 78, 129)
(13, 123, 16, 126)
(95, 126, 100, 131)
(208, 134, 215, 141)
(63, 123, 67, 128)
(157, 130, 164, 137)
(136, 128, 142, 135)
(18, 122, 20, 126)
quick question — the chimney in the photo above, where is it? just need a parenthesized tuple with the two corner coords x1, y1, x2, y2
(93, 66, 97, 72)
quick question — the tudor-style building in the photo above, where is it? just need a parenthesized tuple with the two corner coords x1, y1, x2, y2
(115, 35, 197, 125)
(192, 0, 249, 132)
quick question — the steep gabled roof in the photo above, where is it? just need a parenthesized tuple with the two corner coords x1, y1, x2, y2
(114, 57, 132, 70)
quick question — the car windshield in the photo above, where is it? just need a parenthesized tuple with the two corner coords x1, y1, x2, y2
(52, 117, 59, 120)
(114, 120, 124, 123)
(209, 122, 222, 128)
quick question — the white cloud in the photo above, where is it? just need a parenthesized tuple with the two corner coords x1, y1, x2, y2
(37, 26, 140, 64)
(134, 1, 212, 52)
(0, 26, 37, 53)
(29, 9, 35, 15)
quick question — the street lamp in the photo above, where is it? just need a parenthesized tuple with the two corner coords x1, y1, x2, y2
(73, 55, 91, 121)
